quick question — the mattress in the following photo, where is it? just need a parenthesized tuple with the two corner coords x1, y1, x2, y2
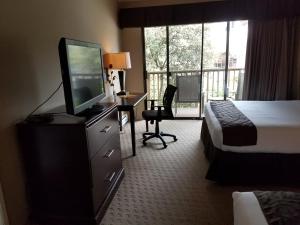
(204, 100, 300, 153)
(233, 192, 268, 225)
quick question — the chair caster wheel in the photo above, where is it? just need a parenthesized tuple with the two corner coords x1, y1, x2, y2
(174, 138, 178, 142)
(143, 141, 147, 146)
(163, 145, 167, 148)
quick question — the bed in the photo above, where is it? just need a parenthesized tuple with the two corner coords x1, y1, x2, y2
(201, 100, 300, 184)
(233, 192, 268, 225)
(233, 191, 300, 225)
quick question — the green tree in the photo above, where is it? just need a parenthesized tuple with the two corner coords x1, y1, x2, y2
(145, 25, 215, 72)
(145, 27, 167, 71)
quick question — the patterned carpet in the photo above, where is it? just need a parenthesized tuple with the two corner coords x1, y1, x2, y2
(101, 120, 236, 225)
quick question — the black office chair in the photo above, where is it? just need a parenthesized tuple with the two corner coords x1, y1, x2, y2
(142, 85, 178, 148)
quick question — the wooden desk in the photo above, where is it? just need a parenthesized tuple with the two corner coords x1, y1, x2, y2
(105, 93, 147, 156)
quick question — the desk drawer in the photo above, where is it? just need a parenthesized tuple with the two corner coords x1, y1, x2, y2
(91, 133, 121, 212)
(86, 109, 119, 158)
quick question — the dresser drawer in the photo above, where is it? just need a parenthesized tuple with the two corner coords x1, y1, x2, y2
(90, 133, 122, 213)
(86, 109, 119, 158)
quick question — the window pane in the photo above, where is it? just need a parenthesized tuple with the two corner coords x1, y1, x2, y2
(169, 24, 202, 117)
(202, 22, 227, 104)
(169, 24, 202, 71)
(144, 27, 167, 103)
(227, 20, 248, 100)
(144, 27, 167, 72)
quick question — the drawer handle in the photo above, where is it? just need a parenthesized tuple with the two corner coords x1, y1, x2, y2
(105, 172, 116, 183)
(101, 125, 112, 133)
(104, 149, 115, 158)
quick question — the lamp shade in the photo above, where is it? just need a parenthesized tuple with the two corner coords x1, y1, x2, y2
(103, 52, 131, 69)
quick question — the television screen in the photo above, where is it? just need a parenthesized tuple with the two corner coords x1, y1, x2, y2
(67, 45, 105, 107)
(59, 38, 106, 115)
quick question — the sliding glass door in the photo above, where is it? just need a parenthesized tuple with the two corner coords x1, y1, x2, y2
(144, 25, 203, 118)
(144, 20, 248, 118)
(169, 24, 202, 117)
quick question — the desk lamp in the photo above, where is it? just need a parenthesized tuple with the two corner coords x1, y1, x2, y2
(103, 52, 131, 96)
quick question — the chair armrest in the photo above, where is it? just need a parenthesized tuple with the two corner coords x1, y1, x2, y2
(156, 106, 162, 120)
(147, 99, 158, 110)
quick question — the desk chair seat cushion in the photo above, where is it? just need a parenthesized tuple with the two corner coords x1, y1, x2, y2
(142, 110, 173, 120)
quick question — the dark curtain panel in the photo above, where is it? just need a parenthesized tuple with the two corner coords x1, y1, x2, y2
(243, 18, 298, 100)
(292, 20, 300, 99)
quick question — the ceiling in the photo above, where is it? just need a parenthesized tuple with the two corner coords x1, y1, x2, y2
(118, 0, 223, 8)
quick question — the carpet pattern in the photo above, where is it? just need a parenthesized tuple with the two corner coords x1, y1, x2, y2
(101, 120, 235, 225)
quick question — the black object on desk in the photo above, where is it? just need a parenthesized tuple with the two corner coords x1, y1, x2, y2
(104, 93, 147, 156)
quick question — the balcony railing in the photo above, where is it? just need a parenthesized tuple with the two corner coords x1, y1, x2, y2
(147, 68, 244, 103)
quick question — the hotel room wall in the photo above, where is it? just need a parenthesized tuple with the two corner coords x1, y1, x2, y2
(121, 28, 145, 120)
(0, 1, 120, 225)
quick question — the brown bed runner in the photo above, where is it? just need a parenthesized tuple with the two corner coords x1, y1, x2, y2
(210, 100, 257, 146)
(254, 191, 300, 225)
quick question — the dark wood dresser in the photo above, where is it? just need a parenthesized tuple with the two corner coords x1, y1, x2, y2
(17, 103, 124, 225)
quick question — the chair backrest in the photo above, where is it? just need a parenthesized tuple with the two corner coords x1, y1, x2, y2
(163, 85, 177, 113)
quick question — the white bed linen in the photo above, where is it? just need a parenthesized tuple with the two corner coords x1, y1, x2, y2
(204, 100, 300, 153)
(232, 192, 268, 225)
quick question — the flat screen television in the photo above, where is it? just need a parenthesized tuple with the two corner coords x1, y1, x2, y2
(58, 38, 106, 115)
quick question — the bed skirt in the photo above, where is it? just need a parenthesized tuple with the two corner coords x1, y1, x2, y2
(201, 118, 300, 185)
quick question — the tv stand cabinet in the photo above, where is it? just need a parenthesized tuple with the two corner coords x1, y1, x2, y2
(18, 103, 124, 225)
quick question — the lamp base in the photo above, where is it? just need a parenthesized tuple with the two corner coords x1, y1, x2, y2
(117, 90, 126, 96)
